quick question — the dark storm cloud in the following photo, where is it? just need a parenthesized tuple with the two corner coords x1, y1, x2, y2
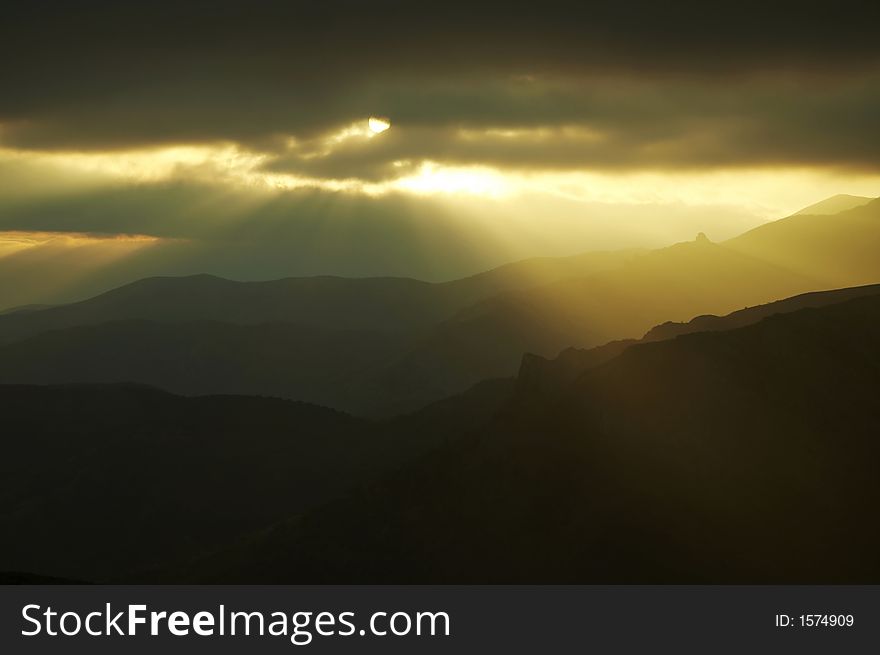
(263, 76, 880, 179)
(1, 0, 880, 170)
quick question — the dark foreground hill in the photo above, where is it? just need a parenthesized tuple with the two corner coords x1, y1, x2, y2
(0, 381, 512, 582)
(5, 285, 880, 583)
(0, 384, 373, 581)
(642, 283, 880, 342)
(0, 321, 403, 413)
(183, 292, 880, 583)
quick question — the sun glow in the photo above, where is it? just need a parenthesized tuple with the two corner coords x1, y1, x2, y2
(391, 162, 511, 197)
(368, 117, 391, 134)
(4, 137, 880, 218)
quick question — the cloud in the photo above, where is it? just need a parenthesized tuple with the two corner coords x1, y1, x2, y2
(239, 71, 880, 186)
(1, 0, 879, 176)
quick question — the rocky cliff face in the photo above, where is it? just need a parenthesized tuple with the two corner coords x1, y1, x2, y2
(516, 340, 635, 397)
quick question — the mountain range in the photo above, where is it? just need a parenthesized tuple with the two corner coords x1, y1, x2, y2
(2, 194, 880, 582)
(178, 289, 880, 583)
(0, 377, 513, 582)
(1, 197, 877, 416)
(4, 280, 878, 582)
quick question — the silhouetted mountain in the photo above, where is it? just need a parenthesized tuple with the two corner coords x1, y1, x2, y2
(519, 282, 880, 399)
(0, 275, 452, 345)
(0, 236, 828, 415)
(375, 236, 816, 401)
(0, 250, 640, 414)
(2, 200, 878, 416)
(0, 385, 395, 581)
(375, 198, 880, 402)
(0, 373, 513, 582)
(0, 251, 636, 345)
(392, 376, 515, 433)
(0, 320, 403, 414)
(643, 283, 880, 341)
(441, 248, 643, 300)
(185, 293, 880, 583)
(0, 243, 755, 414)
(516, 340, 635, 397)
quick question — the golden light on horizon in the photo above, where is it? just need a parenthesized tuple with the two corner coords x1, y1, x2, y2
(3, 140, 880, 220)
(368, 116, 391, 134)
(392, 162, 511, 197)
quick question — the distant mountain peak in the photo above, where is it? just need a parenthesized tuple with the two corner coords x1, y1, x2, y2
(794, 194, 874, 216)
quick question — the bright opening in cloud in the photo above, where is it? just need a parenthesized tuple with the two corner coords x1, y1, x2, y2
(368, 117, 391, 134)
(391, 162, 511, 197)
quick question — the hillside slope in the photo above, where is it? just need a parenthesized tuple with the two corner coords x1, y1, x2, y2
(519, 282, 880, 395)
(793, 194, 873, 216)
(0, 385, 408, 581)
(643, 282, 880, 342)
(375, 237, 817, 402)
(727, 197, 880, 286)
(0, 321, 403, 414)
(188, 294, 880, 583)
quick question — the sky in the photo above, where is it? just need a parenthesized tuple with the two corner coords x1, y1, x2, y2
(1, 0, 879, 308)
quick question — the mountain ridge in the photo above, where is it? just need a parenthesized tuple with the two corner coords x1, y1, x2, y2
(177, 292, 880, 583)
(793, 193, 874, 216)
(1, 195, 878, 415)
